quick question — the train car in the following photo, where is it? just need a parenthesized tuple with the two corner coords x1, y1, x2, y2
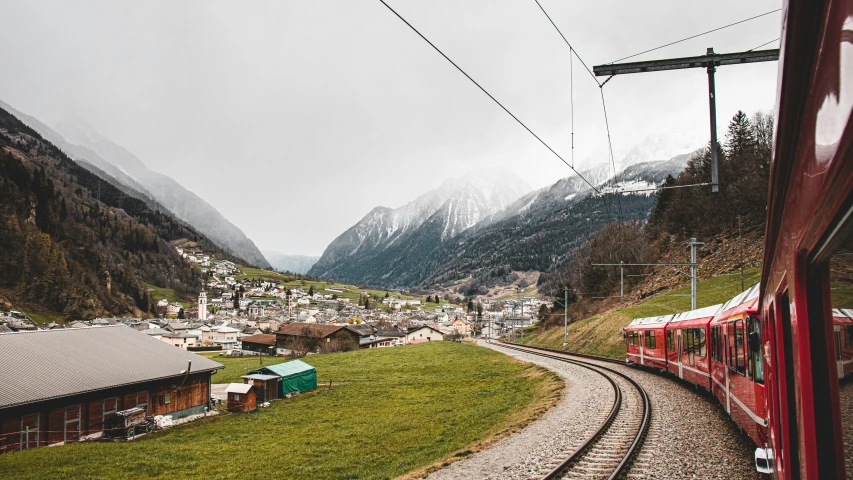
(665, 303, 723, 391)
(709, 284, 767, 448)
(758, 0, 853, 476)
(834, 309, 853, 379)
(624, 315, 674, 369)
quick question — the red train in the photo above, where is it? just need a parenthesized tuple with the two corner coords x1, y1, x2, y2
(758, 0, 853, 477)
(625, 289, 853, 469)
(625, 1, 853, 477)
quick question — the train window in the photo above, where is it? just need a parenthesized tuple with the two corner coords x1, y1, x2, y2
(696, 328, 706, 357)
(734, 320, 746, 375)
(823, 234, 853, 476)
(747, 316, 764, 384)
(628, 331, 638, 347)
(685, 328, 695, 366)
(667, 330, 674, 351)
(645, 330, 656, 349)
(711, 326, 721, 361)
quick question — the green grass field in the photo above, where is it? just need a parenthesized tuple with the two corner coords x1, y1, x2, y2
(23, 310, 66, 325)
(234, 265, 424, 306)
(0, 342, 561, 479)
(145, 284, 191, 308)
(522, 269, 762, 359)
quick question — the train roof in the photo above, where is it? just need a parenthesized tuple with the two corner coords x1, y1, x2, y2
(833, 308, 853, 320)
(627, 314, 675, 327)
(718, 283, 761, 314)
(670, 303, 724, 323)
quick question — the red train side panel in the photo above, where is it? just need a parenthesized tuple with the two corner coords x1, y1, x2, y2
(709, 284, 767, 448)
(666, 303, 723, 392)
(624, 315, 673, 370)
(759, 0, 853, 477)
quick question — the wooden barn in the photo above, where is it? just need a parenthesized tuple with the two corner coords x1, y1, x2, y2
(241, 374, 280, 402)
(225, 384, 256, 413)
(0, 326, 223, 453)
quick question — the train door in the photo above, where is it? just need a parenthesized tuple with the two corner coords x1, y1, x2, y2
(639, 331, 644, 365)
(836, 325, 844, 380)
(723, 325, 731, 415)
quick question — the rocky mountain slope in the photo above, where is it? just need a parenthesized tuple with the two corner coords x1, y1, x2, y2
(0, 100, 271, 269)
(309, 170, 531, 286)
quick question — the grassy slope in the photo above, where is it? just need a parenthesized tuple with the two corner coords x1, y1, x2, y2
(0, 342, 562, 479)
(523, 268, 762, 359)
(235, 265, 422, 304)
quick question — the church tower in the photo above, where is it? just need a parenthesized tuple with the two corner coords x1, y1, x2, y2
(198, 291, 208, 321)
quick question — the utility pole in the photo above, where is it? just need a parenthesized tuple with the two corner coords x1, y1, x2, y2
(593, 48, 779, 193)
(738, 215, 745, 291)
(620, 260, 624, 300)
(518, 286, 524, 342)
(689, 238, 705, 310)
(563, 286, 568, 346)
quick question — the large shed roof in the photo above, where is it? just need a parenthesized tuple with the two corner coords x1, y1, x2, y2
(250, 359, 315, 378)
(0, 325, 223, 410)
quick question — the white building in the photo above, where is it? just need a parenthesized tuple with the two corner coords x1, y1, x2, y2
(198, 292, 208, 321)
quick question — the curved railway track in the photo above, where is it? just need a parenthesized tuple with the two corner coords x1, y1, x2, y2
(494, 341, 650, 480)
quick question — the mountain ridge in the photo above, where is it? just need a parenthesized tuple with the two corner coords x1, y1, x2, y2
(0, 100, 271, 269)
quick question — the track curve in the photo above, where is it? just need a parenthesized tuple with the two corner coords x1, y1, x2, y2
(496, 341, 650, 480)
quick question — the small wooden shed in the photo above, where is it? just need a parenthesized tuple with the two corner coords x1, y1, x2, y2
(225, 383, 256, 413)
(241, 374, 280, 403)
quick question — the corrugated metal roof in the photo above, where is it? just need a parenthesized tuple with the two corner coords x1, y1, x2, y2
(250, 359, 315, 378)
(0, 325, 223, 410)
(225, 383, 253, 394)
(242, 374, 279, 381)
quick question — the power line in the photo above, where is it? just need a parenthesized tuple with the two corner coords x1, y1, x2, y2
(378, 0, 601, 194)
(532, 0, 600, 86)
(532, 0, 620, 218)
(599, 87, 622, 219)
(607, 8, 781, 64)
(748, 37, 780, 52)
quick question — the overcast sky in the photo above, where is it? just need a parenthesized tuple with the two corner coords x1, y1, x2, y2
(0, 0, 781, 256)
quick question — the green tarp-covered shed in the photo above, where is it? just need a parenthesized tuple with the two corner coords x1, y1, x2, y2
(249, 360, 317, 395)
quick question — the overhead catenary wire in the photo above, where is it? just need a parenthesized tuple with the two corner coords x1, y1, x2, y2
(532, 0, 621, 218)
(606, 8, 782, 64)
(748, 37, 781, 52)
(532, 0, 600, 87)
(378, 0, 601, 194)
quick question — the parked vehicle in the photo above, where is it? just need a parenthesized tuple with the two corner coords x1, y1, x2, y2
(102, 407, 155, 439)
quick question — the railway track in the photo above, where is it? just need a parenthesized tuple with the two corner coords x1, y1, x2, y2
(495, 341, 650, 480)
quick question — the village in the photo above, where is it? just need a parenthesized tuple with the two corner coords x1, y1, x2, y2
(0, 246, 551, 454)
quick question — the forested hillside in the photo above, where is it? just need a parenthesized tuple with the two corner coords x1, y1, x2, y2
(0, 107, 215, 319)
(538, 110, 773, 308)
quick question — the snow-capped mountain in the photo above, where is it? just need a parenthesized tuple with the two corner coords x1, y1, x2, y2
(263, 252, 320, 274)
(0, 100, 271, 268)
(308, 169, 531, 285)
(310, 141, 700, 288)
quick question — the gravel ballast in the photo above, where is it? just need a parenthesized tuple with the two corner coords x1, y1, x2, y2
(426, 341, 762, 480)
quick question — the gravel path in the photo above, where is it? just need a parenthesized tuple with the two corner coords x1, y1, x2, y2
(427, 341, 612, 480)
(426, 341, 763, 480)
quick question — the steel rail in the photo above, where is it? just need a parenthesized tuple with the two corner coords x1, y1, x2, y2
(494, 341, 650, 480)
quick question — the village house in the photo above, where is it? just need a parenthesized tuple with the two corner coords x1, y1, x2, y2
(275, 324, 360, 353)
(405, 325, 445, 344)
(240, 333, 277, 354)
(0, 326, 223, 452)
(161, 331, 200, 349)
